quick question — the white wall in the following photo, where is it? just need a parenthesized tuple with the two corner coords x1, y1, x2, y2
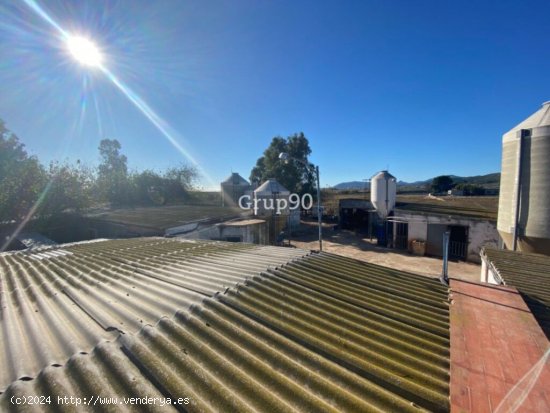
(480, 255, 501, 284)
(393, 211, 499, 263)
(407, 221, 428, 244)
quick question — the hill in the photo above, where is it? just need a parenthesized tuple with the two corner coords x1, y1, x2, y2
(332, 181, 369, 190)
(333, 173, 501, 191)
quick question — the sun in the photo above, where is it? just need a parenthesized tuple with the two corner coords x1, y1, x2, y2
(66, 35, 103, 67)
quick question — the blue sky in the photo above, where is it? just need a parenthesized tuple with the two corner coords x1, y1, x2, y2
(0, 0, 548, 189)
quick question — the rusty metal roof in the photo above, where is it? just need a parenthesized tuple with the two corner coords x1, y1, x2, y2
(0, 238, 450, 412)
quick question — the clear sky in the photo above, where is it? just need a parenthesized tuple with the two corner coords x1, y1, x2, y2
(0, 0, 548, 189)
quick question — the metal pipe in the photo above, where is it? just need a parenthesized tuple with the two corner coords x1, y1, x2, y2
(442, 230, 450, 284)
(385, 175, 389, 217)
(512, 129, 529, 251)
(316, 165, 322, 251)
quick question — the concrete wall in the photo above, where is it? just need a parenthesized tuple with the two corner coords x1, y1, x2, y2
(467, 220, 499, 262)
(393, 211, 499, 263)
(408, 220, 428, 243)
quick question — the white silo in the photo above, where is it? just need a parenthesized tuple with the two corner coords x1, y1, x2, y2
(497, 101, 550, 254)
(371, 171, 397, 219)
(253, 179, 291, 244)
(253, 179, 291, 216)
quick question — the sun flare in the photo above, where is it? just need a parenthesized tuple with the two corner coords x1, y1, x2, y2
(66, 35, 103, 67)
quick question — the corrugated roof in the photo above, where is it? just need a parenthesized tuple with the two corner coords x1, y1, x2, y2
(482, 247, 550, 337)
(87, 205, 247, 231)
(0, 238, 308, 393)
(395, 202, 497, 220)
(0, 238, 450, 412)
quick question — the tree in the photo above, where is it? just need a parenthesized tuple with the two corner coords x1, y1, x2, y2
(454, 183, 486, 196)
(129, 169, 165, 205)
(97, 139, 129, 205)
(162, 165, 198, 202)
(128, 165, 198, 206)
(40, 161, 94, 215)
(250, 132, 316, 195)
(0, 120, 47, 221)
(431, 175, 454, 193)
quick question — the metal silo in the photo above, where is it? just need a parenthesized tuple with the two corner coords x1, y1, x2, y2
(253, 179, 291, 244)
(498, 101, 550, 254)
(221, 173, 251, 207)
(253, 179, 291, 215)
(371, 170, 397, 219)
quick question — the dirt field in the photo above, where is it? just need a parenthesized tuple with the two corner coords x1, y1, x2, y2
(289, 221, 481, 282)
(322, 191, 498, 220)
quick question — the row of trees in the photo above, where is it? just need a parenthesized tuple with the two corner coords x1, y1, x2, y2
(431, 175, 486, 195)
(0, 120, 197, 222)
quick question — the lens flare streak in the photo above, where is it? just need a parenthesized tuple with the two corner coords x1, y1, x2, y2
(22, 0, 67, 38)
(100, 67, 203, 170)
(4, 0, 216, 249)
(21, 0, 212, 185)
(494, 348, 550, 413)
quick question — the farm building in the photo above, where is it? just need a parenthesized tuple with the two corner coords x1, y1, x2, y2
(390, 206, 499, 263)
(338, 198, 375, 233)
(337, 200, 499, 263)
(337, 173, 499, 263)
(178, 218, 270, 244)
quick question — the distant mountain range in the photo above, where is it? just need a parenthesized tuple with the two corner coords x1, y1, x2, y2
(333, 173, 501, 191)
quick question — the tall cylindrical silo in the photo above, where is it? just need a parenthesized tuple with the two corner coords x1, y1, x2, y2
(371, 170, 397, 219)
(497, 101, 550, 254)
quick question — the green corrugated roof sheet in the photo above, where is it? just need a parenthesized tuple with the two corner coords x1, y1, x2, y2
(0, 238, 450, 412)
(483, 247, 550, 337)
(87, 205, 246, 231)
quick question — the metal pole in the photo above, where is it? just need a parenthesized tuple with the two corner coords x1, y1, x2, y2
(442, 230, 450, 284)
(316, 165, 322, 251)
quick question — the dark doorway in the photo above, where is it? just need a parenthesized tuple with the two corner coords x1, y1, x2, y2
(340, 208, 370, 233)
(426, 223, 469, 260)
(395, 222, 408, 250)
(449, 225, 468, 260)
